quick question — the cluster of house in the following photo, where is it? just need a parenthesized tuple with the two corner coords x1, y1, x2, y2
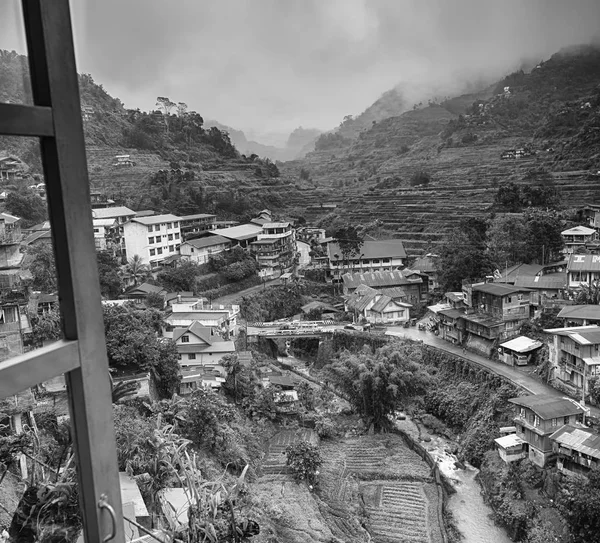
(22, 203, 297, 278)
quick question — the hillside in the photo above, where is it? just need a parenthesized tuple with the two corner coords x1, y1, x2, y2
(283, 45, 600, 252)
(0, 50, 301, 221)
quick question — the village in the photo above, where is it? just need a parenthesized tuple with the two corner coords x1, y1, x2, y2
(2, 164, 600, 540)
(4, 3, 600, 541)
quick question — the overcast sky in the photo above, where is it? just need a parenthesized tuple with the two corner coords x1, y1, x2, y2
(2, 0, 600, 140)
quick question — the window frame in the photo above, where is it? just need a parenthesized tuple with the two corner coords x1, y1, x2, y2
(0, 2, 126, 541)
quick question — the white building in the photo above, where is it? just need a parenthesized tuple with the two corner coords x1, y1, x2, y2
(122, 214, 182, 267)
(179, 235, 231, 264)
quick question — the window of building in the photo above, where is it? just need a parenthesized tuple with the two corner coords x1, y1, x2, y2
(372, 259, 380, 264)
(564, 416, 570, 425)
(154, 224, 160, 232)
(507, 296, 512, 303)
(150, 249, 156, 256)
(178, 354, 182, 360)
(520, 408, 525, 418)
(148, 237, 154, 244)
(148, 226, 153, 232)
(168, 233, 173, 241)
(191, 248, 195, 253)
(174, 222, 179, 228)
(551, 418, 557, 427)
(188, 353, 196, 360)
(181, 335, 190, 343)
(169, 245, 174, 252)
(167, 222, 172, 229)
(175, 232, 180, 239)
(93, 228, 99, 233)
(157, 248, 163, 255)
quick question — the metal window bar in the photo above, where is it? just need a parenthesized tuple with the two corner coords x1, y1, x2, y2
(0, 1, 125, 541)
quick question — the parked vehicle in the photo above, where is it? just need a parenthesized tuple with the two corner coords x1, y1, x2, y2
(410, 318, 417, 327)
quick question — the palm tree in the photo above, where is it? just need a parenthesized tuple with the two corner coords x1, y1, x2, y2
(122, 254, 150, 286)
(575, 280, 600, 305)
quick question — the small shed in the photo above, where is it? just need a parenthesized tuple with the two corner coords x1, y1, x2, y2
(499, 336, 543, 366)
(494, 433, 527, 463)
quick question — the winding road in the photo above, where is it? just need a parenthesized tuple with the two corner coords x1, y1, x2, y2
(386, 325, 600, 419)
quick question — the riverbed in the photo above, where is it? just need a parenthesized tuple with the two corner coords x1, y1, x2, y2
(396, 418, 513, 543)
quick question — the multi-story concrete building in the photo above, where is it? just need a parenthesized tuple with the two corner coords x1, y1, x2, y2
(327, 240, 406, 282)
(509, 394, 585, 467)
(250, 222, 295, 275)
(545, 325, 600, 398)
(461, 282, 532, 352)
(122, 214, 182, 267)
(179, 213, 217, 241)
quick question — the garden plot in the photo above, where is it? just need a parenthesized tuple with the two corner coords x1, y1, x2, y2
(319, 434, 442, 543)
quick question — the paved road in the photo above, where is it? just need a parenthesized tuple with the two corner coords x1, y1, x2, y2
(386, 325, 600, 419)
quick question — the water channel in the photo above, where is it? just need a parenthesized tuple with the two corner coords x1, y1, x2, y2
(396, 418, 513, 543)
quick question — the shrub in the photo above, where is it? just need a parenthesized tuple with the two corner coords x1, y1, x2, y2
(409, 171, 431, 186)
(286, 441, 322, 490)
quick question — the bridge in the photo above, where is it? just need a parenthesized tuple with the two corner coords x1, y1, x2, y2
(245, 320, 344, 339)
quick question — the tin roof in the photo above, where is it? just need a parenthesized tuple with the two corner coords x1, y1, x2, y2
(183, 235, 231, 249)
(494, 434, 526, 449)
(211, 224, 262, 241)
(561, 225, 596, 236)
(328, 239, 406, 260)
(343, 270, 421, 289)
(131, 213, 182, 225)
(509, 394, 585, 419)
(557, 305, 600, 320)
(514, 273, 567, 290)
(500, 336, 543, 353)
(568, 254, 600, 272)
(550, 424, 600, 459)
(179, 213, 216, 221)
(92, 206, 135, 219)
(472, 283, 530, 296)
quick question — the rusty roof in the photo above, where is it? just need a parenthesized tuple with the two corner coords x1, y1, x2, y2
(550, 425, 600, 459)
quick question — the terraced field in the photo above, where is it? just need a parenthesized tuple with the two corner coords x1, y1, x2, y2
(319, 435, 444, 543)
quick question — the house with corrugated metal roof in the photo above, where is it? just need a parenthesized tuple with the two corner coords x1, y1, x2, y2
(567, 253, 600, 288)
(557, 305, 600, 326)
(342, 270, 422, 303)
(550, 424, 600, 476)
(509, 394, 586, 467)
(345, 284, 412, 324)
(544, 325, 600, 398)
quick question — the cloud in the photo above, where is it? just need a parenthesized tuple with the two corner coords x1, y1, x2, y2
(2, 0, 600, 136)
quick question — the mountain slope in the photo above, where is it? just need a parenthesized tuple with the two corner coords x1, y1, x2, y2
(282, 45, 600, 252)
(0, 50, 301, 221)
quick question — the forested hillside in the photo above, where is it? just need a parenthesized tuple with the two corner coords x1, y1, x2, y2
(0, 50, 299, 221)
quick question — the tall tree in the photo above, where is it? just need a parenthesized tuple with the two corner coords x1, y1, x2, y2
(27, 244, 57, 293)
(436, 218, 492, 292)
(486, 215, 528, 268)
(523, 209, 564, 264)
(325, 342, 429, 430)
(96, 250, 124, 299)
(333, 225, 364, 274)
(5, 191, 47, 228)
(155, 96, 176, 133)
